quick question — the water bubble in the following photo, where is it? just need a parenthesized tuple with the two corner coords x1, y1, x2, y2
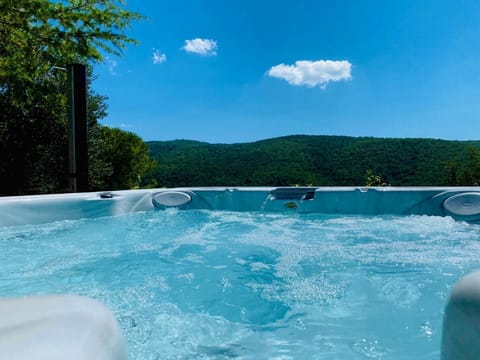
(352, 338, 389, 358)
(420, 321, 433, 339)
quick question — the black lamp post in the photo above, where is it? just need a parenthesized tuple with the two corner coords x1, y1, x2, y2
(67, 64, 88, 192)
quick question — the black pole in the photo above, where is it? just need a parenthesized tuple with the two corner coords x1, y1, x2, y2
(67, 64, 89, 192)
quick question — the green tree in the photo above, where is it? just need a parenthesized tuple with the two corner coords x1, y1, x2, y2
(90, 127, 157, 190)
(0, 0, 141, 82)
(445, 148, 480, 186)
(0, 0, 147, 195)
(364, 169, 390, 187)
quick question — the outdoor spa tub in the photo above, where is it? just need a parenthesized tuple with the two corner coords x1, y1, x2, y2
(0, 186, 480, 359)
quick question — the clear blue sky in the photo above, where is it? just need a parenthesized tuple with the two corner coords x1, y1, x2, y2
(93, 0, 480, 143)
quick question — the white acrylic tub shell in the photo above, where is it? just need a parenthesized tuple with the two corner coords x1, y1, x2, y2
(1, 186, 480, 226)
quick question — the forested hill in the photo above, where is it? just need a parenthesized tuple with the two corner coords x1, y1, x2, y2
(143, 135, 480, 187)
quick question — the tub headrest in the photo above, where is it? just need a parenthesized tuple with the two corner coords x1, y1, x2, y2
(443, 192, 480, 221)
(152, 191, 192, 208)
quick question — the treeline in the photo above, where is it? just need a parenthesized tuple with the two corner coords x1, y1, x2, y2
(143, 136, 480, 187)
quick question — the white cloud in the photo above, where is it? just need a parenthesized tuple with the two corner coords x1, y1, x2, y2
(105, 57, 118, 76)
(104, 123, 133, 130)
(182, 38, 218, 56)
(267, 60, 352, 88)
(153, 49, 167, 64)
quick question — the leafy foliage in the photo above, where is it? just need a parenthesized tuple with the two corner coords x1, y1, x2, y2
(364, 169, 390, 187)
(89, 127, 157, 190)
(445, 147, 480, 186)
(0, 0, 153, 195)
(144, 136, 480, 187)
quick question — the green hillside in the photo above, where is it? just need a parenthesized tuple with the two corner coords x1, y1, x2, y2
(143, 135, 480, 187)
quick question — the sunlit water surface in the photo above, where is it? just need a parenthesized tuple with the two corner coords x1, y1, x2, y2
(0, 210, 479, 359)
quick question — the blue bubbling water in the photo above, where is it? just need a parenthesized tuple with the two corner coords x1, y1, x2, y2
(0, 210, 479, 359)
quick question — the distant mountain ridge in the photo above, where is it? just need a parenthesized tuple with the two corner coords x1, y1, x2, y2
(143, 135, 480, 187)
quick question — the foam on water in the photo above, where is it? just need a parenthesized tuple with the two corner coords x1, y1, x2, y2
(0, 210, 479, 359)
